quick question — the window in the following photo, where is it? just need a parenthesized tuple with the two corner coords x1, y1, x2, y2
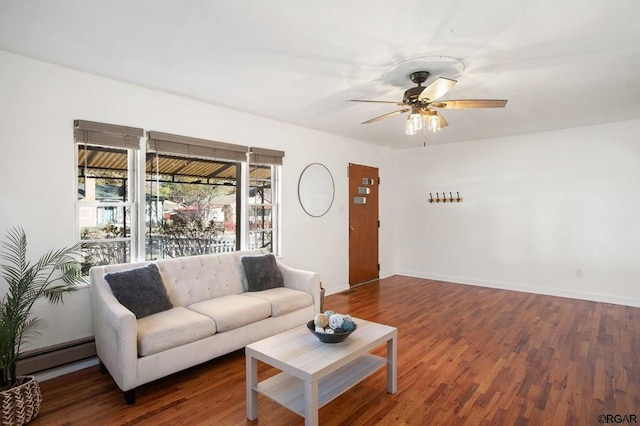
(75, 120, 143, 275)
(76, 122, 283, 274)
(248, 164, 276, 251)
(248, 148, 284, 253)
(145, 153, 239, 260)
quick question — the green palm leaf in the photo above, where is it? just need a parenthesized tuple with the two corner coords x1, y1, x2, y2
(0, 226, 83, 390)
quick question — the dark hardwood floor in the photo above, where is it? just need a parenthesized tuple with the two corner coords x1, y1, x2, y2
(32, 276, 640, 425)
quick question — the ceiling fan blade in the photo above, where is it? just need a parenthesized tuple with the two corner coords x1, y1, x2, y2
(436, 111, 449, 128)
(347, 99, 404, 105)
(431, 99, 508, 109)
(362, 108, 410, 124)
(418, 77, 457, 102)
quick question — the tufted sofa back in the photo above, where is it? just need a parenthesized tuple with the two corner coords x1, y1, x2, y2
(155, 249, 266, 307)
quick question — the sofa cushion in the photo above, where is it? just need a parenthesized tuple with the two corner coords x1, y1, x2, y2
(241, 254, 284, 292)
(104, 263, 173, 319)
(243, 287, 314, 316)
(157, 253, 248, 306)
(137, 307, 216, 357)
(187, 294, 271, 332)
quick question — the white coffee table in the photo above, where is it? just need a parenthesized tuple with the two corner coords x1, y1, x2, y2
(245, 318, 397, 426)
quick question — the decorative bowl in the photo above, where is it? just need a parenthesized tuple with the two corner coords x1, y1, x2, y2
(307, 320, 357, 343)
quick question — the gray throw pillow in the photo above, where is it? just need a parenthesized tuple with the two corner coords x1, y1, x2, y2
(104, 263, 173, 319)
(241, 254, 284, 292)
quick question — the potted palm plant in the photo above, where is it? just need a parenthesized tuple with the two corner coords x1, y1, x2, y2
(0, 226, 83, 425)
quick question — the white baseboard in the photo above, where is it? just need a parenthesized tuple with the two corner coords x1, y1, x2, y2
(396, 270, 640, 308)
(323, 270, 396, 296)
(325, 284, 350, 296)
(379, 271, 394, 280)
(34, 357, 99, 382)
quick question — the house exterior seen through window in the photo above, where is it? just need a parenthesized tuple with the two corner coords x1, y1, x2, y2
(77, 144, 135, 275)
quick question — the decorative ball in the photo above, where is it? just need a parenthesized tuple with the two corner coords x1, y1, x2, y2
(341, 318, 356, 332)
(314, 313, 329, 328)
(315, 326, 326, 333)
(328, 314, 344, 330)
(324, 310, 336, 318)
(325, 328, 334, 334)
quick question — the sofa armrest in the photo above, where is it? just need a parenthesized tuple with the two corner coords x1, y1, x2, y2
(278, 263, 322, 315)
(89, 266, 139, 392)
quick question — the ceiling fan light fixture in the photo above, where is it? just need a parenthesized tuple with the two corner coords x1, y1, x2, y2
(426, 112, 441, 133)
(405, 115, 417, 135)
(406, 111, 424, 135)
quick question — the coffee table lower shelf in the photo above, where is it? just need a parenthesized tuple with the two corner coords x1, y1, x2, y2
(253, 354, 385, 416)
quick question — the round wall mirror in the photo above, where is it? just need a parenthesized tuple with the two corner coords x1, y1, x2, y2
(298, 163, 335, 217)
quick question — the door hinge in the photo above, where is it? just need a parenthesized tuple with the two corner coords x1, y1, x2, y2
(377, 176, 380, 185)
(378, 220, 380, 228)
(378, 263, 380, 271)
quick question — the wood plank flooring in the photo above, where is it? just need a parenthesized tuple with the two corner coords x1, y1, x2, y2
(32, 276, 640, 425)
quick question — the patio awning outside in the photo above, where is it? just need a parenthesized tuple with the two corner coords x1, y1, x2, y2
(78, 145, 272, 183)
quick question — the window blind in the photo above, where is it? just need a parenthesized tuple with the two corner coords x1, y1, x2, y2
(74, 120, 143, 149)
(147, 131, 248, 162)
(249, 147, 285, 165)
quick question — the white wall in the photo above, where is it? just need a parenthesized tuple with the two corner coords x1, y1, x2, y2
(390, 120, 640, 307)
(0, 51, 394, 350)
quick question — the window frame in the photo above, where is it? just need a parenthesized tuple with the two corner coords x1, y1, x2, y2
(247, 163, 280, 253)
(143, 149, 242, 260)
(74, 121, 144, 275)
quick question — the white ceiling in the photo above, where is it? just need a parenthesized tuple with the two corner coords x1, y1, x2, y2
(1, 0, 639, 148)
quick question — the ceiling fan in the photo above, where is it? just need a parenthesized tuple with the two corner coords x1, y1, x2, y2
(347, 71, 507, 135)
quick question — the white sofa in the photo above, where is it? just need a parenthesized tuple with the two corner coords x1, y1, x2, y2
(89, 249, 321, 404)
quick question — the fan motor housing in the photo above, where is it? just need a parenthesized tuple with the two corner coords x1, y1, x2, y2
(403, 86, 425, 105)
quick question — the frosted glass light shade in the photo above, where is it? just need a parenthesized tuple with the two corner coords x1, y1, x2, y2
(427, 114, 441, 133)
(406, 113, 424, 135)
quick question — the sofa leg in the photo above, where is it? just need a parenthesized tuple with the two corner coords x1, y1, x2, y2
(98, 359, 107, 375)
(123, 389, 136, 405)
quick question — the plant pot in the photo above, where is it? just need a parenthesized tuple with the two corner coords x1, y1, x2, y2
(0, 376, 42, 426)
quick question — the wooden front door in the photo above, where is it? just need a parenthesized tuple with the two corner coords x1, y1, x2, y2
(348, 163, 379, 286)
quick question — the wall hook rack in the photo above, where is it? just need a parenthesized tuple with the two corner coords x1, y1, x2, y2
(429, 191, 463, 203)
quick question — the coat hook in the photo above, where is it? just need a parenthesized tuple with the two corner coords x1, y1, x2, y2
(456, 191, 461, 202)
(436, 193, 440, 203)
(449, 192, 453, 202)
(429, 193, 433, 203)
